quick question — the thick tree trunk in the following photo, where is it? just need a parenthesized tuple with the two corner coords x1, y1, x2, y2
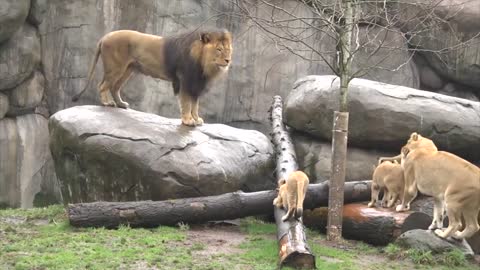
(269, 95, 315, 269)
(304, 203, 432, 246)
(67, 181, 371, 229)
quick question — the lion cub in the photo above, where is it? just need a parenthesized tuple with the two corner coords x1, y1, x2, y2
(273, 171, 309, 221)
(368, 160, 404, 208)
(397, 132, 480, 240)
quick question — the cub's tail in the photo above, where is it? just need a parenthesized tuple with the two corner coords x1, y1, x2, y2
(72, 40, 102, 102)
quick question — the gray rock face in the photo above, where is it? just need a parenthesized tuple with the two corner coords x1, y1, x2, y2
(293, 132, 395, 183)
(0, 93, 8, 119)
(8, 71, 45, 109)
(285, 75, 480, 161)
(27, 0, 47, 26)
(49, 106, 275, 203)
(0, 114, 60, 208)
(406, 1, 480, 90)
(352, 26, 419, 89)
(396, 229, 474, 257)
(0, 23, 41, 91)
(39, 0, 333, 133)
(0, 0, 30, 44)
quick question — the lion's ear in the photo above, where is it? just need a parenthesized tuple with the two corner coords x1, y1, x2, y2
(411, 132, 419, 141)
(278, 178, 286, 186)
(200, 33, 211, 43)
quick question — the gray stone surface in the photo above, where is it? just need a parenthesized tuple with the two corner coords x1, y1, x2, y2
(0, 0, 30, 44)
(0, 93, 8, 119)
(351, 26, 419, 89)
(396, 229, 474, 257)
(39, 0, 333, 133)
(0, 114, 60, 208)
(285, 75, 480, 161)
(0, 23, 41, 91)
(8, 71, 45, 109)
(292, 132, 395, 183)
(404, 0, 480, 90)
(27, 0, 47, 26)
(49, 105, 275, 203)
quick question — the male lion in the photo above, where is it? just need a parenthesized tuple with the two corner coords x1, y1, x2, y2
(368, 160, 404, 208)
(71, 29, 233, 126)
(273, 171, 309, 221)
(396, 132, 480, 240)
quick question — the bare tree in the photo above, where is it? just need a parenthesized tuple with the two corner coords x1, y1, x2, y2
(216, 0, 479, 243)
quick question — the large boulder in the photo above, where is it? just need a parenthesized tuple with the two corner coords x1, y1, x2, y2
(0, 114, 60, 208)
(293, 132, 395, 183)
(0, 0, 30, 44)
(285, 76, 480, 161)
(0, 23, 41, 91)
(49, 106, 275, 203)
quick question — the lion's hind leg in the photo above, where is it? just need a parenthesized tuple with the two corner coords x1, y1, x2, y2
(110, 66, 133, 109)
(435, 202, 462, 239)
(98, 80, 116, 107)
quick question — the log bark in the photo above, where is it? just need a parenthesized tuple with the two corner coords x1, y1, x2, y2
(269, 95, 315, 269)
(68, 181, 371, 229)
(304, 202, 432, 246)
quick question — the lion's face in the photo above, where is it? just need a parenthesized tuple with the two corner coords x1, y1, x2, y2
(200, 31, 233, 75)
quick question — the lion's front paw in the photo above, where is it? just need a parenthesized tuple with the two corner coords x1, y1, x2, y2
(194, 117, 204, 126)
(395, 204, 407, 212)
(434, 229, 446, 238)
(428, 223, 438, 230)
(281, 214, 289, 222)
(181, 115, 196, 126)
(367, 202, 375, 208)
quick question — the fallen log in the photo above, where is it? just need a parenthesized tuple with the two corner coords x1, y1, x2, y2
(67, 181, 371, 228)
(269, 95, 315, 269)
(303, 202, 432, 246)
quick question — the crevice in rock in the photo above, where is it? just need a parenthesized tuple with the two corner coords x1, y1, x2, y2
(78, 132, 161, 146)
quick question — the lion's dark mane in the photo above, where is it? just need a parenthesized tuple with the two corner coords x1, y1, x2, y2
(164, 30, 222, 99)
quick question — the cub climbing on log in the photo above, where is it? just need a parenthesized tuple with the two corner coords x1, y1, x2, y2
(71, 29, 233, 126)
(273, 171, 309, 221)
(368, 160, 404, 208)
(396, 132, 480, 240)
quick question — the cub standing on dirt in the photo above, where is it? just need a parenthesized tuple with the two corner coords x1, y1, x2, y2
(273, 171, 309, 222)
(396, 132, 480, 240)
(368, 160, 404, 208)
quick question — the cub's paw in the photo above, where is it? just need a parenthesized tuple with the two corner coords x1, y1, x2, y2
(281, 215, 289, 222)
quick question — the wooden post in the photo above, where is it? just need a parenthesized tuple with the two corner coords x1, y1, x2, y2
(269, 95, 316, 269)
(327, 111, 349, 241)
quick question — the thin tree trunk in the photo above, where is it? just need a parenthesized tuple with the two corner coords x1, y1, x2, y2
(328, 0, 355, 242)
(269, 95, 316, 269)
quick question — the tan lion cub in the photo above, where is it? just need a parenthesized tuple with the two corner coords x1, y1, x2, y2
(397, 132, 480, 240)
(273, 171, 309, 221)
(368, 160, 404, 208)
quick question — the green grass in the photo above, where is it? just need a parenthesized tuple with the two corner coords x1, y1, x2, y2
(0, 206, 478, 270)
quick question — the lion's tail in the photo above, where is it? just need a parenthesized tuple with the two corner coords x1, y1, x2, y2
(72, 40, 102, 102)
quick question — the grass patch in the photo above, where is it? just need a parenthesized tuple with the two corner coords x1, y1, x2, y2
(1, 206, 478, 270)
(384, 243, 473, 269)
